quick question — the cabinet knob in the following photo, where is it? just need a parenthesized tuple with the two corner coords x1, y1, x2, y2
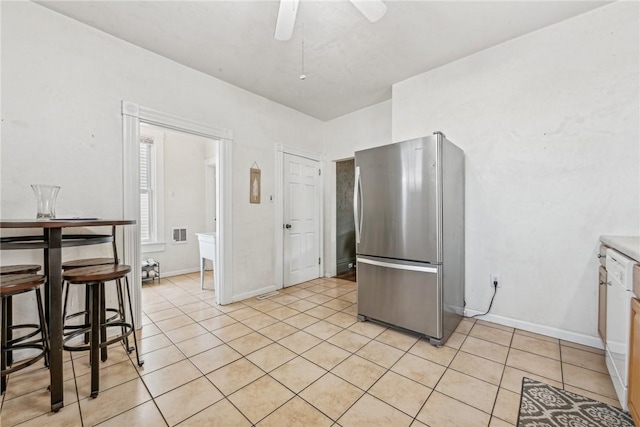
(597, 254, 605, 259)
(599, 281, 606, 286)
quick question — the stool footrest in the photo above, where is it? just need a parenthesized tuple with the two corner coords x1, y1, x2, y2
(1, 285, 49, 394)
(1, 348, 47, 376)
(7, 324, 44, 345)
(63, 323, 134, 352)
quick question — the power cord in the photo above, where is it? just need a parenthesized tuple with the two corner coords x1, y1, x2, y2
(470, 279, 498, 318)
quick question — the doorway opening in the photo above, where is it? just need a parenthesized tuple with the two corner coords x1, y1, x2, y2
(335, 158, 356, 282)
(138, 123, 219, 292)
(122, 101, 233, 327)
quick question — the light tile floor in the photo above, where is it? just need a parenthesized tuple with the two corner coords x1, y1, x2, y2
(0, 273, 620, 426)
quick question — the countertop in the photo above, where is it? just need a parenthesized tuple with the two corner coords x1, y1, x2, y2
(196, 232, 216, 240)
(600, 235, 640, 262)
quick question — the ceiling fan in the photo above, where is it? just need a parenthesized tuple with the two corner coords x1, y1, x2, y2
(274, 0, 387, 41)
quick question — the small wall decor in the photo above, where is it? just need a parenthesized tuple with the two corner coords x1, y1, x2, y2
(250, 161, 261, 204)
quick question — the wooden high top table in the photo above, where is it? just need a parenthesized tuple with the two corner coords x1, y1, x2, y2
(0, 219, 135, 412)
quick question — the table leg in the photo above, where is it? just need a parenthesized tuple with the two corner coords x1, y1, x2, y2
(45, 228, 64, 412)
(200, 257, 205, 290)
(100, 283, 107, 362)
(90, 284, 100, 398)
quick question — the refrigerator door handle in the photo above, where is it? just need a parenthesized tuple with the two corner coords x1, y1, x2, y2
(354, 166, 363, 244)
(357, 257, 438, 274)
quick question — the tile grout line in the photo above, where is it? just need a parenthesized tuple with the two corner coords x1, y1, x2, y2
(219, 298, 371, 423)
(185, 285, 360, 425)
(114, 285, 484, 426)
(124, 278, 207, 426)
(69, 351, 85, 427)
(406, 332, 463, 425)
(136, 279, 610, 425)
(7, 274, 605, 426)
(139, 275, 220, 426)
(409, 321, 473, 426)
(138, 277, 357, 425)
(560, 340, 565, 391)
(487, 325, 516, 425)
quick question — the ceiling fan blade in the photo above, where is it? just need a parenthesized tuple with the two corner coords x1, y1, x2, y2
(350, 0, 387, 23)
(274, 0, 299, 41)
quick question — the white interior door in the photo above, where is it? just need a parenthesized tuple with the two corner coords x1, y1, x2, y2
(283, 153, 320, 287)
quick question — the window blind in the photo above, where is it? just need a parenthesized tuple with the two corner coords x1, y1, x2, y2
(140, 136, 153, 242)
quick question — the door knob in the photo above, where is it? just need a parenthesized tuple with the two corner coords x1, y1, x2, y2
(285, 224, 292, 229)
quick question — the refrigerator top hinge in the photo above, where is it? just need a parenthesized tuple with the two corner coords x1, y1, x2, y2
(433, 131, 446, 138)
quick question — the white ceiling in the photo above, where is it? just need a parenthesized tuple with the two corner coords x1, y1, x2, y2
(38, 1, 609, 121)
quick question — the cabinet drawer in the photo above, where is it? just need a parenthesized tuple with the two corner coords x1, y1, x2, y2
(634, 265, 640, 297)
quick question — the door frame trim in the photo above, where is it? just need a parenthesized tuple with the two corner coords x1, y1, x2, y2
(274, 144, 324, 289)
(122, 101, 234, 327)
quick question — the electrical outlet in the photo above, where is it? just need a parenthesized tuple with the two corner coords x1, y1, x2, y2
(348, 263, 354, 269)
(490, 273, 501, 288)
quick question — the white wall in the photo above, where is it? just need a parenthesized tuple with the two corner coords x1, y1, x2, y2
(322, 101, 392, 277)
(1, 2, 324, 300)
(391, 2, 639, 342)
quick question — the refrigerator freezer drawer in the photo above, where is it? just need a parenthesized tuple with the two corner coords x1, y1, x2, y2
(357, 257, 441, 339)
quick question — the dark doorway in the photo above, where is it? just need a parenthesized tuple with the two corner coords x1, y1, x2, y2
(335, 159, 356, 281)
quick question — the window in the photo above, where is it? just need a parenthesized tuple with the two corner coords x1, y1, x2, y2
(139, 136, 154, 242)
(139, 125, 165, 252)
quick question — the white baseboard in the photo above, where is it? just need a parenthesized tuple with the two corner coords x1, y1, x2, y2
(463, 309, 604, 350)
(233, 285, 279, 303)
(161, 267, 201, 278)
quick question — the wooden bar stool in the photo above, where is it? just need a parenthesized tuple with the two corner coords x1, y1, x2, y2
(0, 265, 41, 275)
(1, 274, 50, 395)
(62, 226, 118, 333)
(62, 264, 143, 398)
(61, 225, 118, 271)
(0, 264, 42, 366)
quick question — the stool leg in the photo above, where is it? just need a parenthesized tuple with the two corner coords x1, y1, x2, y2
(1, 297, 8, 394)
(124, 277, 143, 367)
(6, 296, 12, 366)
(116, 279, 132, 353)
(84, 287, 90, 345)
(99, 283, 108, 362)
(90, 284, 100, 398)
(62, 280, 69, 326)
(62, 280, 74, 346)
(35, 288, 50, 367)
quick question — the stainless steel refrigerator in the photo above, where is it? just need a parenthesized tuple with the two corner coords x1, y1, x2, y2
(354, 132, 464, 346)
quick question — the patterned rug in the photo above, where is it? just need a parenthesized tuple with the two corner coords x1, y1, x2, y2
(518, 377, 635, 427)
